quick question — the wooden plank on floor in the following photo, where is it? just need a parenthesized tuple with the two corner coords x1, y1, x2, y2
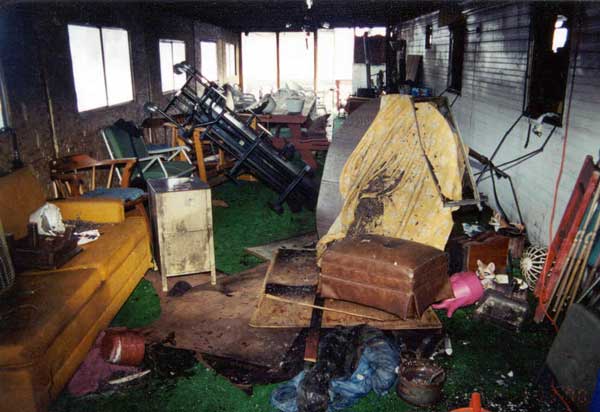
(244, 232, 318, 261)
(141, 264, 301, 369)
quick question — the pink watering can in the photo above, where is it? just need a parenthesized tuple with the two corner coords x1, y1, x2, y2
(432, 272, 484, 317)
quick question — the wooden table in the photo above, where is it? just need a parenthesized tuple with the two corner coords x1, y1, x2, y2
(239, 110, 329, 170)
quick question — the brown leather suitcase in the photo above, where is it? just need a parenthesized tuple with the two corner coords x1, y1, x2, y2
(319, 235, 453, 319)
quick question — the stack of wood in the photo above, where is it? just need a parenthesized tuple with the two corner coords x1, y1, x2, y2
(535, 156, 600, 322)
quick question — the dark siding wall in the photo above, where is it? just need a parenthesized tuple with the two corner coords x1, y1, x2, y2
(145, 14, 197, 110)
(32, 4, 152, 166)
(0, 7, 56, 184)
(402, 12, 450, 94)
(0, 4, 239, 192)
(401, 3, 600, 245)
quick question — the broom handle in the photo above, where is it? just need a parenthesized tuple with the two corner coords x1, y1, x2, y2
(264, 293, 387, 322)
(552, 192, 600, 312)
(569, 213, 600, 306)
(555, 235, 594, 318)
(550, 231, 583, 311)
(556, 206, 600, 318)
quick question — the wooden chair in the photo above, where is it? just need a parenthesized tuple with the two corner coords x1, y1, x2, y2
(166, 124, 233, 185)
(50, 154, 150, 230)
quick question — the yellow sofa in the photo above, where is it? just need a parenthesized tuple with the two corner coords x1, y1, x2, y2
(0, 167, 153, 411)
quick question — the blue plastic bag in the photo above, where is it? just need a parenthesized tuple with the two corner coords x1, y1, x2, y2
(271, 328, 399, 412)
(592, 369, 600, 412)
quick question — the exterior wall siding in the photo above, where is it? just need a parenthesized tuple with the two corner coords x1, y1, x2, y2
(400, 3, 600, 246)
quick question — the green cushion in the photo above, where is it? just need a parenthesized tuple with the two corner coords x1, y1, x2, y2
(102, 126, 150, 159)
(137, 161, 195, 180)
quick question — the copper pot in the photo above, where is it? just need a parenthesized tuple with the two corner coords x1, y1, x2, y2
(396, 359, 445, 406)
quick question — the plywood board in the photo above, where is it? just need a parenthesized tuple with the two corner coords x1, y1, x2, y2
(244, 232, 318, 262)
(141, 265, 300, 369)
(267, 248, 319, 287)
(249, 248, 442, 330)
(406, 55, 422, 82)
(316, 99, 380, 237)
(251, 294, 441, 330)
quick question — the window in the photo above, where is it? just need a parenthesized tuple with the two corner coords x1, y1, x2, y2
(354, 27, 386, 37)
(241, 32, 277, 97)
(526, 6, 572, 124)
(159, 39, 186, 93)
(447, 22, 465, 93)
(317, 28, 354, 112)
(68, 24, 133, 112)
(0, 97, 4, 129)
(200, 41, 218, 81)
(279, 31, 315, 90)
(552, 15, 569, 52)
(0, 62, 7, 129)
(425, 25, 433, 49)
(225, 43, 236, 78)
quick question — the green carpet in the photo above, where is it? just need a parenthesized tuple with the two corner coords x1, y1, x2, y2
(211, 180, 316, 274)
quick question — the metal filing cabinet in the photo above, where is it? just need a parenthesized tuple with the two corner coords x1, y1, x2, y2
(148, 176, 216, 291)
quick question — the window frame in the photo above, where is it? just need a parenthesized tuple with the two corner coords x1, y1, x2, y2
(447, 21, 465, 94)
(0, 58, 9, 129)
(524, 5, 574, 126)
(425, 25, 433, 49)
(225, 42, 237, 77)
(159, 38, 186, 94)
(200, 40, 219, 82)
(241, 32, 278, 96)
(67, 23, 135, 113)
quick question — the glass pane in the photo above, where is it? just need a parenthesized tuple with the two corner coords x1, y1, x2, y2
(354, 27, 386, 37)
(226, 43, 235, 78)
(200, 41, 218, 81)
(67, 25, 107, 111)
(317, 29, 335, 84)
(241, 32, 277, 97)
(159, 40, 174, 92)
(317, 28, 354, 113)
(172, 41, 186, 89)
(102, 28, 134, 106)
(0, 99, 4, 129)
(279, 32, 314, 91)
(334, 28, 354, 80)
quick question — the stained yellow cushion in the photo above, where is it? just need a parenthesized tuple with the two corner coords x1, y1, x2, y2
(0, 167, 46, 239)
(51, 198, 124, 224)
(0, 268, 103, 367)
(21, 216, 149, 281)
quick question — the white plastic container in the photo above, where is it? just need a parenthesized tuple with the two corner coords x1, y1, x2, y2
(286, 98, 304, 115)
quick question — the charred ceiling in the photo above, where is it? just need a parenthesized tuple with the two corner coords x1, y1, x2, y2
(144, 0, 446, 32)
(2, 1, 450, 32)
